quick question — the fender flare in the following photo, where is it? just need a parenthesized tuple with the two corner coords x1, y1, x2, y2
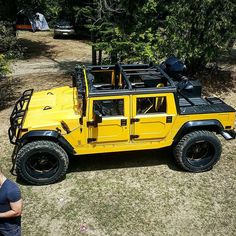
(173, 120, 224, 143)
(20, 130, 75, 154)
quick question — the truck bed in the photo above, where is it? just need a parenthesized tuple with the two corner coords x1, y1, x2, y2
(179, 96, 235, 115)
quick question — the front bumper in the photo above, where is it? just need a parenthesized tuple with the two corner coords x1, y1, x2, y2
(8, 89, 33, 144)
(54, 29, 75, 36)
(220, 130, 236, 140)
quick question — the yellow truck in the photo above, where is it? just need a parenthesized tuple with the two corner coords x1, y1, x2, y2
(9, 59, 235, 185)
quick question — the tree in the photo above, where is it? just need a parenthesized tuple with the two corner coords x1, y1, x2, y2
(161, 0, 235, 72)
(93, 0, 235, 72)
(92, 0, 173, 63)
(1, 0, 235, 72)
(0, 0, 17, 22)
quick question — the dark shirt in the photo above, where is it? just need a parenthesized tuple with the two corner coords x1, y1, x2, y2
(0, 179, 21, 230)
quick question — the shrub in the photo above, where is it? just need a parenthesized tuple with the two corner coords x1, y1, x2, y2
(0, 21, 22, 58)
(0, 54, 10, 80)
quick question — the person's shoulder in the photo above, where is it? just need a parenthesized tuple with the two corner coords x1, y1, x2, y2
(5, 179, 21, 202)
(5, 179, 20, 192)
(5, 179, 17, 186)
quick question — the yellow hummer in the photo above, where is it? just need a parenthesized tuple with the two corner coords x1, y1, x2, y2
(9, 57, 235, 185)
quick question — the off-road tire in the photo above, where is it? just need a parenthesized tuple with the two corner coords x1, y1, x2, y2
(174, 131, 222, 172)
(16, 141, 69, 185)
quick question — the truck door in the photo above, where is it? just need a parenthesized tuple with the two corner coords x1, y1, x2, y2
(87, 96, 130, 144)
(131, 93, 176, 141)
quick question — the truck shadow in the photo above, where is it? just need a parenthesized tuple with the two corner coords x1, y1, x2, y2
(68, 147, 182, 173)
(16, 148, 182, 186)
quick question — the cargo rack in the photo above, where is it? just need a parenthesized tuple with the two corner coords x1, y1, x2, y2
(8, 89, 34, 144)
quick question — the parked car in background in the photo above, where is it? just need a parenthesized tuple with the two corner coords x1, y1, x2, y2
(53, 19, 76, 39)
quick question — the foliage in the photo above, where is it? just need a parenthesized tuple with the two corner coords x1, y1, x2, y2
(0, 22, 18, 82)
(91, 0, 235, 72)
(0, 54, 10, 80)
(160, 0, 236, 72)
(90, 0, 169, 63)
(0, 53, 12, 110)
(0, 0, 17, 22)
(1, 0, 235, 72)
(0, 22, 22, 58)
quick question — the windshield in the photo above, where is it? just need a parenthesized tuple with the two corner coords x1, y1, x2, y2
(56, 19, 73, 26)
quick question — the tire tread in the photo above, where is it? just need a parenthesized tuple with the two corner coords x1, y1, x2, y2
(174, 130, 222, 172)
(16, 140, 69, 185)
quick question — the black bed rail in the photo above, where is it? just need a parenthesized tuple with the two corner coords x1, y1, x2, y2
(8, 89, 34, 144)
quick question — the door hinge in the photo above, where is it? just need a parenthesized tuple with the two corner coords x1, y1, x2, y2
(121, 119, 127, 126)
(87, 138, 97, 143)
(166, 116, 172, 123)
(130, 135, 139, 139)
(79, 117, 83, 125)
(131, 118, 140, 124)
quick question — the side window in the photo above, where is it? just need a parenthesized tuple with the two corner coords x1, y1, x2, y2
(91, 71, 113, 84)
(136, 96, 167, 114)
(93, 99, 124, 117)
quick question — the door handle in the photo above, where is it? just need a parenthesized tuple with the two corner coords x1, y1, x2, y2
(130, 118, 140, 124)
(166, 116, 172, 123)
(120, 119, 127, 126)
(87, 138, 96, 143)
(130, 135, 139, 139)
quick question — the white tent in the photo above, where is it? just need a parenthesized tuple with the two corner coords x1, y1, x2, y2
(35, 12, 49, 31)
(16, 10, 50, 32)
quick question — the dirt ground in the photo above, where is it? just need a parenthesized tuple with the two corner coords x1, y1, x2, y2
(0, 31, 236, 236)
(12, 31, 92, 77)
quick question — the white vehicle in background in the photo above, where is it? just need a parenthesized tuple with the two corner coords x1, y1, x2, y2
(53, 19, 76, 39)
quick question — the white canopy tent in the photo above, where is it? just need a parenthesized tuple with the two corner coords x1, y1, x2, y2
(35, 12, 49, 31)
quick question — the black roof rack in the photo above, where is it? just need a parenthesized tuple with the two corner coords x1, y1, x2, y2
(73, 63, 177, 98)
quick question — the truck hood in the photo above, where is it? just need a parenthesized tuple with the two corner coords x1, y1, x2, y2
(23, 86, 81, 131)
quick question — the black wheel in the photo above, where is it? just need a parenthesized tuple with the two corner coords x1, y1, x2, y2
(16, 141, 69, 185)
(174, 131, 222, 172)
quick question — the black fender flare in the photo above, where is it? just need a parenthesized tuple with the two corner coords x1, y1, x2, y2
(173, 120, 224, 143)
(20, 130, 75, 154)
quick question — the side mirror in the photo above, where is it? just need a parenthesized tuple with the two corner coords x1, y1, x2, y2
(93, 110, 103, 124)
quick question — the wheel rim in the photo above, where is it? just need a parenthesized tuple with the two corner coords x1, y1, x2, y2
(186, 140, 215, 167)
(25, 152, 59, 179)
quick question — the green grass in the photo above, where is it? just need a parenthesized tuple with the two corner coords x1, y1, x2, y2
(1, 137, 235, 235)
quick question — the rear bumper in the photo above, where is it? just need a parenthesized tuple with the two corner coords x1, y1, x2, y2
(220, 130, 236, 140)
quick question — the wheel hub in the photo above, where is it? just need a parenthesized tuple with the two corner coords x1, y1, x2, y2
(186, 140, 215, 165)
(26, 152, 59, 178)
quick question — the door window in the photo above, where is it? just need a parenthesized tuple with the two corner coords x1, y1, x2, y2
(136, 96, 167, 114)
(93, 99, 124, 117)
